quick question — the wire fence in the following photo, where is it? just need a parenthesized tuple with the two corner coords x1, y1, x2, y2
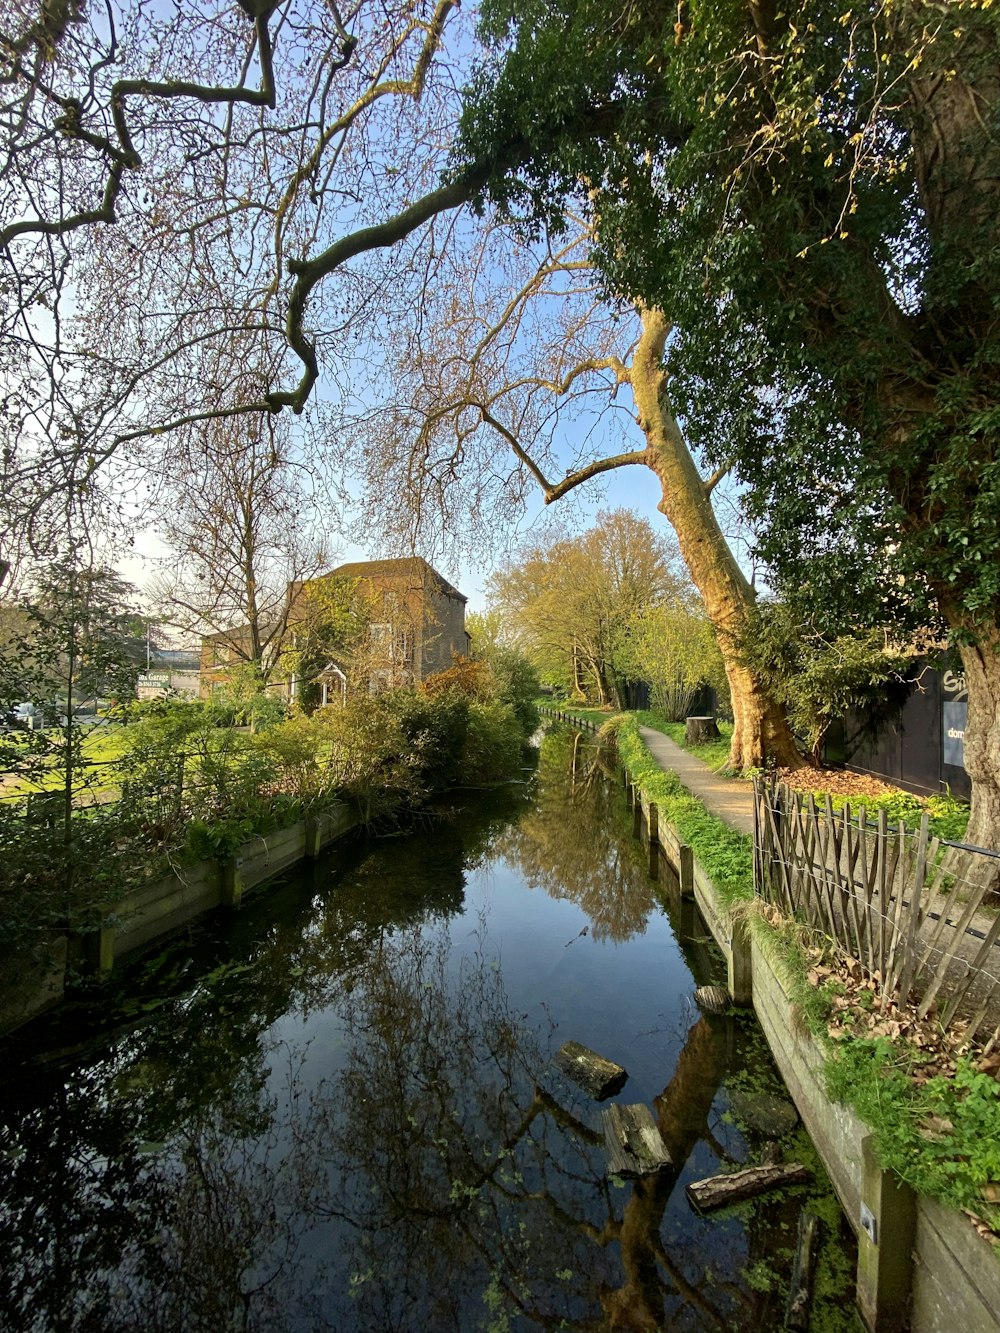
(753, 778, 1000, 1049)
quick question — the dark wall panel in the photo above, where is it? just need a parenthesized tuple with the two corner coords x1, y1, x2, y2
(834, 663, 970, 800)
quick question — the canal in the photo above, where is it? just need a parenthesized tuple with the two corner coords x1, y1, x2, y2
(0, 726, 861, 1332)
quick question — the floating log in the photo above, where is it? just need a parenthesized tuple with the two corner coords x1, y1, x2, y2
(553, 1040, 628, 1100)
(686, 1162, 813, 1213)
(693, 985, 730, 1015)
(685, 715, 720, 745)
(785, 1211, 820, 1330)
(601, 1104, 673, 1178)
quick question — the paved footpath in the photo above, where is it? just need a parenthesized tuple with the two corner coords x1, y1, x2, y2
(637, 725, 755, 837)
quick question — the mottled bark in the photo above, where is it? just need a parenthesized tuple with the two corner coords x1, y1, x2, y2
(956, 636, 1000, 867)
(631, 307, 804, 771)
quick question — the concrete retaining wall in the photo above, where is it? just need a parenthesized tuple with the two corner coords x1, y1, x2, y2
(105, 802, 359, 963)
(751, 936, 868, 1225)
(113, 860, 222, 960)
(2, 802, 360, 1032)
(912, 1196, 1000, 1333)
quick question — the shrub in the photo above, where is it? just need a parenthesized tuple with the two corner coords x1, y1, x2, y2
(457, 701, 524, 785)
(422, 657, 493, 700)
(253, 714, 332, 800)
(424, 652, 540, 735)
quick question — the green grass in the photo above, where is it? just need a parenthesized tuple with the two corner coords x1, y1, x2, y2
(612, 714, 753, 911)
(634, 709, 735, 771)
(1, 723, 129, 798)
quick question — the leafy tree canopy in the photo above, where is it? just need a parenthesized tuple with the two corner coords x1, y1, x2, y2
(456, 0, 1000, 638)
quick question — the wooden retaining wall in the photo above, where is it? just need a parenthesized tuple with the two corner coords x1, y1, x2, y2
(541, 707, 1000, 1333)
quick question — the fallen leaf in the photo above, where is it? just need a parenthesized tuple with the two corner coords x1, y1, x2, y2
(919, 1115, 955, 1141)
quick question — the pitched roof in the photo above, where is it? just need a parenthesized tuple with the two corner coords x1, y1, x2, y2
(326, 556, 466, 602)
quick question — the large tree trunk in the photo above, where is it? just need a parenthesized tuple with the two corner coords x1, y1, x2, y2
(723, 657, 805, 773)
(904, 27, 1000, 860)
(631, 307, 805, 771)
(956, 636, 1000, 862)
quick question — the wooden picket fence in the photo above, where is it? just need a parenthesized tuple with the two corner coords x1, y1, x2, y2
(753, 779, 1000, 1046)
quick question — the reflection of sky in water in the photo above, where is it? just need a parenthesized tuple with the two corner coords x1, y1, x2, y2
(0, 730, 857, 1333)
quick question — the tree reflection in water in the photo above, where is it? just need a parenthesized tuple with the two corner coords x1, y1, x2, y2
(297, 923, 740, 1331)
(497, 730, 658, 942)
(0, 730, 855, 1332)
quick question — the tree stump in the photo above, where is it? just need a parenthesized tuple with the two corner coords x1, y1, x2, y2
(685, 716, 720, 745)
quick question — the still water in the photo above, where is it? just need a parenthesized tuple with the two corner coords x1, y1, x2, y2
(0, 728, 860, 1332)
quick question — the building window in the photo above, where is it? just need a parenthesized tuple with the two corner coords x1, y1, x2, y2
(370, 622, 392, 652)
(368, 669, 393, 696)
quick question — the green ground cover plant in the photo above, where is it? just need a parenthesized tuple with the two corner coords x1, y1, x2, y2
(785, 784, 970, 844)
(750, 911, 1000, 1240)
(609, 714, 753, 912)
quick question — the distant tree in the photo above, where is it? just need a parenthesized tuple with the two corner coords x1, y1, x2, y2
(1, 559, 146, 841)
(357, 227, 804, 767)
(150, 411, 335, 681)
(613, 599, 729, 723)
(466, 609, 517, 660)
(489, 511, 685, 707)
(19, 562, 147, 710)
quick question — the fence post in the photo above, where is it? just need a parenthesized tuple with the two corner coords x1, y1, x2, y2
(727, 915, 752, 1006)
(83, 908, 115, 977)
(222, 856, 244, 908)
(647, 802, 659, 846)
(856, 1136, 916, 1333)
(679, 844, 695, 899)
(305, 814, 326, 858)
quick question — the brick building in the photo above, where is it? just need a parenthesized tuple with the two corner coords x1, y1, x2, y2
(200, 556, 469, 703)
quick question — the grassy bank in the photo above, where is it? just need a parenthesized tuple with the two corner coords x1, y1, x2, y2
(610, 713, 753, 912)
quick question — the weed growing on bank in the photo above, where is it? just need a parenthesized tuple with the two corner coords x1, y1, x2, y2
(607, 713, 753, 910)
